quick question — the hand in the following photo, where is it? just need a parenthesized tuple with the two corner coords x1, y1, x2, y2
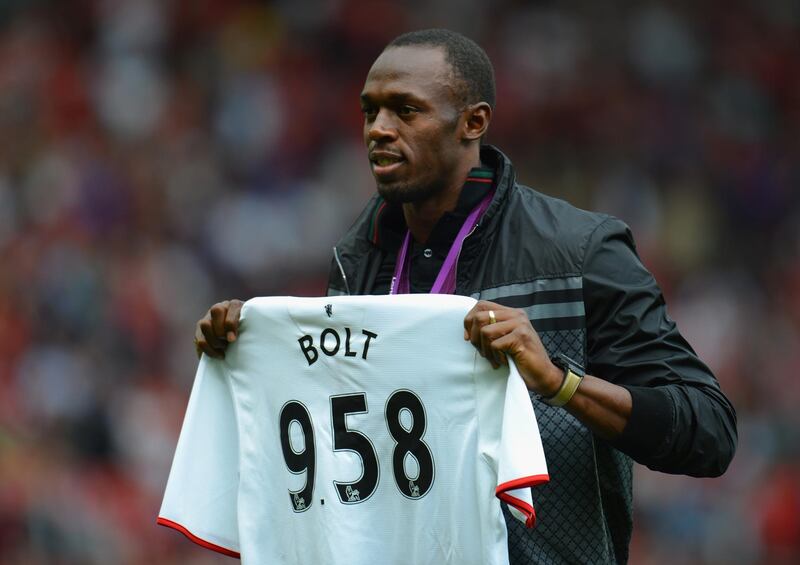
(194, 299, 244, 359)
(463, 300, 563, 396)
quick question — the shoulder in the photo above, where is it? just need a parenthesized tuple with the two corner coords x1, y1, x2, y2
(500, 182, 630, 273)
(513, 182, 619, 235)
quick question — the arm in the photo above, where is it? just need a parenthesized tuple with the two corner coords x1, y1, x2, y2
(582, 218, 737, 477)
(464, 218, 737, 478)
(464, 304, 633, 442)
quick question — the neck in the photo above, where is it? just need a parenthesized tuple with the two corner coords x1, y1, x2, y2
(402, 152, 480, 244)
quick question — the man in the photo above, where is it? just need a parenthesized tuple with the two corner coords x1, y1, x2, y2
(195, 29, 737, 564)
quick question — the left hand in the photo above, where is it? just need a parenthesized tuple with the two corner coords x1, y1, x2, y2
(463, 300, 564, 396)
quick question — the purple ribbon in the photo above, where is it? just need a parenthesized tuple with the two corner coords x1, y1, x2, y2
(390, 191, 494, 295)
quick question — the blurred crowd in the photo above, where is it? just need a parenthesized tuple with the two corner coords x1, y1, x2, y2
(0, 0, 798, 563)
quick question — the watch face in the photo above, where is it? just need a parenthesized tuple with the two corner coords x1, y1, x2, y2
(553, 354, 584, 376)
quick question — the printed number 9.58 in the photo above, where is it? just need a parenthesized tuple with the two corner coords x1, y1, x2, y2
(278, 389, 434, 512)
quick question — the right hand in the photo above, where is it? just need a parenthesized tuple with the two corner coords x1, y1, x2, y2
(194, 299, 244, 359)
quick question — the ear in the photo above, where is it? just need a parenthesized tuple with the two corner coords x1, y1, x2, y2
(461, 102, 492, 142)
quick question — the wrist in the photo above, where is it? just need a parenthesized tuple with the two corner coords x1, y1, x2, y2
(538, 362, 566, 397)
(540, 354, 585, 407)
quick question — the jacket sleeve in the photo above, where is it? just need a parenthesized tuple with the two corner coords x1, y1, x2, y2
(582, 217, 737, 477)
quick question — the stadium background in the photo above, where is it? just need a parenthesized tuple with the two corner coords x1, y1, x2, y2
(0, 0, 798, 563)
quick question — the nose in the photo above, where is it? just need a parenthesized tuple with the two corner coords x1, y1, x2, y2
(366, 108, 398, 143)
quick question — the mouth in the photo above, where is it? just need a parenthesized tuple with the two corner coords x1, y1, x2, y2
(369, 152, 406, 178)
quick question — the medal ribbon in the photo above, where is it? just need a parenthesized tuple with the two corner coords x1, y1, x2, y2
(390, 190, 494, 295)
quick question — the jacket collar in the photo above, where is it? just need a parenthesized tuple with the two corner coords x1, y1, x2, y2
(330, 145, 517, 295)
(368, 150, 507, 250)
(474, 144, 515, 230)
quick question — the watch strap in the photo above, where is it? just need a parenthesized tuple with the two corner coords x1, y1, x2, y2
(542, 368, 583, 407)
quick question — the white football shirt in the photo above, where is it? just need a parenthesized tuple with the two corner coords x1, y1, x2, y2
(158, 294, 549, 564)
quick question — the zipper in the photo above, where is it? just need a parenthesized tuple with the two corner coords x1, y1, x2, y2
(332, 246, 351, 296)
(453, 222, 481, 294)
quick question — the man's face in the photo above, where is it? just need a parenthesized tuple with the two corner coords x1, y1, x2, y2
(360, 46, 466, 204)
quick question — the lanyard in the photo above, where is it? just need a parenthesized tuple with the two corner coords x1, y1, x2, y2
(390, 190, 494, 295)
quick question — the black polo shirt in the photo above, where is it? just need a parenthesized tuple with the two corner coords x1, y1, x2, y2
(369, 167, 495, 294)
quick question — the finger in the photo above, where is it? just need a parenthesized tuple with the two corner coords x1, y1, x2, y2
(195, 326, 223, 359)
(469, 310, 505, 366)
(193, 328, 203, 359)
(488, 325, 526, 366)
(480, 319, 515, 368)
(464, 306, 480, 340)
(489, 329, 522, 366)
(488, 337, 516, 371)
(479, 325, 496, 368)
(225, 300, 243, 342)
(497, 350, 508, 365)
(464, 301, 505, 338)
(200, 315, 227, 351)
(481, 313, 499, 366)
(210, 301, 229, 341)
(468, 313, 485, 352)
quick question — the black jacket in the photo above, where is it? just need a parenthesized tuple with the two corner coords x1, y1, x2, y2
(327, 145, 737, 564)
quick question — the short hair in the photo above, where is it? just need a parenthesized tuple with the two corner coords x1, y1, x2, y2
(386, 29, 496, 110)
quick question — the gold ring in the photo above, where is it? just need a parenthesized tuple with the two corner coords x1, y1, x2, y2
(488, 310, 497, 325)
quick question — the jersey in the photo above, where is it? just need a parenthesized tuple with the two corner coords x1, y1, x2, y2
(158, 294, 549, 565)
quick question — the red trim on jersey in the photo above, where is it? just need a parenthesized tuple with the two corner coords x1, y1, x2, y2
(495, 473, 550, 529)
(157, 517, 241, 559)
(465, 177, 493, 184)
(497, 492, 537, 528)
(497, 474, 550, 492)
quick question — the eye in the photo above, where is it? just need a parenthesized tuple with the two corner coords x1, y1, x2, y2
(361, 105, 377, 120)
(397, 105, 418, 116)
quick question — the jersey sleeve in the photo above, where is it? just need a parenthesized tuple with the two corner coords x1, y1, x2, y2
(157, 355, 241, 558)
(494, 358, 550, 528)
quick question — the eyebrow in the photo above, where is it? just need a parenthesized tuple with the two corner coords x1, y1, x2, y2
(359, 92, 425, 106)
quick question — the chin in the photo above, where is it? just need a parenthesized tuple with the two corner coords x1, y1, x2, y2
(376, 179, 436, 205)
